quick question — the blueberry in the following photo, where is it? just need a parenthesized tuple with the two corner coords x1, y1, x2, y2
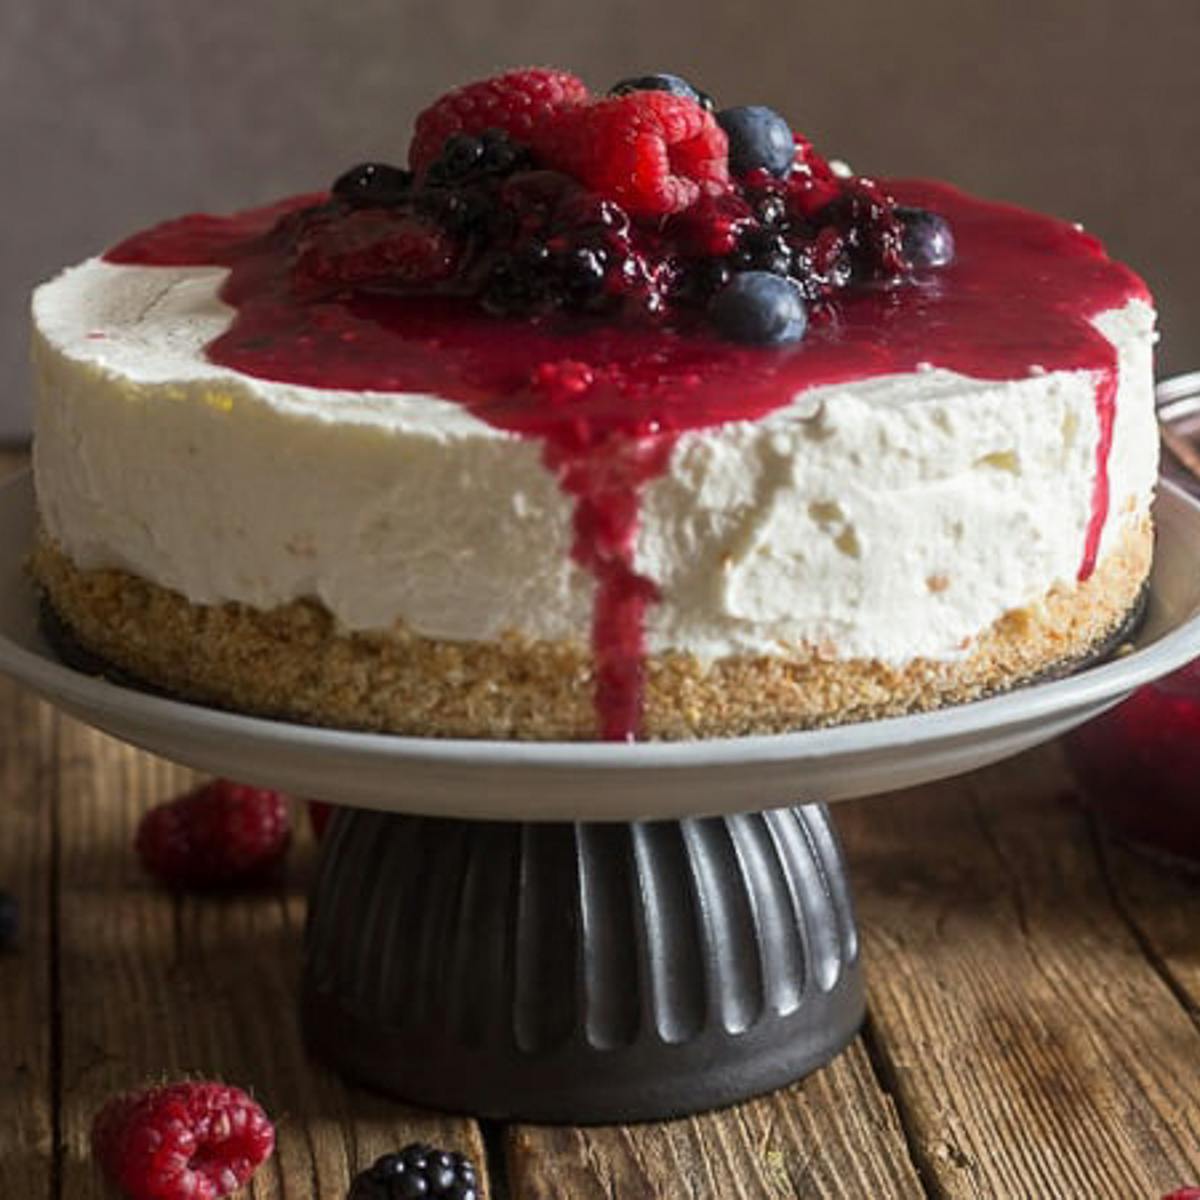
(0, 890, 16, 951)
(716, 105, 795, 178)
(709, 272, 807, 345)
(610, 73, 705, 104)
(896, 206, 955, 268)
(332, 162, 413, 207)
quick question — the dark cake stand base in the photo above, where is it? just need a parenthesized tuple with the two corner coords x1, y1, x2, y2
(301, 804, 863, 1123)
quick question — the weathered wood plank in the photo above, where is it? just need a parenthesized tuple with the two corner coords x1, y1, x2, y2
(508, 1038, 925, 1198)
(840, 744, 1200, 1199)
(1090, 780, 1200, 1016)
(0, 687, 56, 1198)
(49, 723, 490, 1198)
(0, 445, 54, 1197)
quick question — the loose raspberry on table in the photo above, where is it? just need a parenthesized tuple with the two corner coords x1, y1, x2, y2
(409, 67, 589, 173)
(537, 90, 729, 217)
(135, 779, 292, 891)
(92, 1081, 275, 1200)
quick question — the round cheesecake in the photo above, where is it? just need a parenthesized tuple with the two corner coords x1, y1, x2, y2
(27, 74, 1159, 741)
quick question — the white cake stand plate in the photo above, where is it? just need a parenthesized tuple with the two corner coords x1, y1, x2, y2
(4, 468, 1200, 1121)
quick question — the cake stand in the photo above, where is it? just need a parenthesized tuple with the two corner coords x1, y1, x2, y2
(4, 470, 1200, 1123)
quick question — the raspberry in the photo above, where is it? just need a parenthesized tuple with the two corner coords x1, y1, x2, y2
(349, 1144, 478, 1200)
(92, 1081, 275, 1200)
(668, 192, 754, 256)
(537, 90, 729, 217)
(410, 67, 589, 173)
(135, 779, 291, 890)
(1163, 1191, 1200, 1199)
(292, 208, 458, 298)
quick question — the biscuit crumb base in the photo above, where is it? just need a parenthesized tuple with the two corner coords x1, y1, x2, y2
(31, 520, 1152, 741)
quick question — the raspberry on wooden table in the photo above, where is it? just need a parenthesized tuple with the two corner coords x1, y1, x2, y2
(537, 89, 729, 217)
(409, 67, 589, 173)
(135, 779, 292, 890)
(91, 1081, 275, 1200)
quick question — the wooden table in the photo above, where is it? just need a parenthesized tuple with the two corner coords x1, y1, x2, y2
(3, 447, 1199, 1199)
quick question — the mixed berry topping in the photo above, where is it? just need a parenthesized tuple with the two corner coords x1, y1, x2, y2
(91, 1081, 275, 1200)
(135, 779, 292, 891)
(348, 1144, 479, 1200)
(105, 69, 1146, 743)
(279, 66, 953, 345)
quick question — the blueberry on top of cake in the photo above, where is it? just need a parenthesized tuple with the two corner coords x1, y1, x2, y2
(30, 68, 1158, 741)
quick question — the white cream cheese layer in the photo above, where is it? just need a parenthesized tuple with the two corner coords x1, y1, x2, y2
(31, 258, 1159, 662)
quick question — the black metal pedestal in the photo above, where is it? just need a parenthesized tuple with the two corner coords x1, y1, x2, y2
(301, 804, 863, 1123)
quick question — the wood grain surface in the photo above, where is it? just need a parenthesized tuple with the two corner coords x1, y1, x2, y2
(839, 746, 1200, 1199)
(1, 447, 1199, 1198)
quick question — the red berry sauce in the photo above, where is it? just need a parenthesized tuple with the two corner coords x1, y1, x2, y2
(106, 182, 1148, 740)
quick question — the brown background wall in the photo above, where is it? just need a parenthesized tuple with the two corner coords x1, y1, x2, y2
(4, 0, 1197, 438)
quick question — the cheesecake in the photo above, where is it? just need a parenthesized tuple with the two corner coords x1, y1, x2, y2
(29, 68, 1159, 740)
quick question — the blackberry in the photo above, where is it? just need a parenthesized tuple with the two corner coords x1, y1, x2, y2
(418, 187, 493, 236)
(753, 192, 787, 227)
(817, 181, 907, 281)
(481, 251, 553, 316)
(348, 1144, 478, 1200)
(0, 890, 16, 950)
(479, 127, 528, 173)
(673, 257, 733, 306)
(555, 192, 631, 238)
(560, 244, 609, 301)
(432, 132, 486, 181)
(735, 227, 794, 276)
(425, 129, 531, 186)
(332, 162, 414, 208)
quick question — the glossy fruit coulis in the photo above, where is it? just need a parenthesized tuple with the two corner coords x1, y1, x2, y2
(106, 180, 1148, 740)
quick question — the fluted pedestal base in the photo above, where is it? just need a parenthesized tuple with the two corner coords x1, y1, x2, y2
(302, 805, 863, 1123)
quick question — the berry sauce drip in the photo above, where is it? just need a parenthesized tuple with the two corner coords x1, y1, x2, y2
(106, 181, 1147, 741)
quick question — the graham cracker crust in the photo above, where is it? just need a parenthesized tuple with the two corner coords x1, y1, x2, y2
(30, 520, 1152, 741)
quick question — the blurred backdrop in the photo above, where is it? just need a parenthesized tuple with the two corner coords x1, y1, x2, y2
(3, 0, 1197, 438)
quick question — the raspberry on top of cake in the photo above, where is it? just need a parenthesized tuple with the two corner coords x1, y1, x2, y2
(31, 68, 1158, 741)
